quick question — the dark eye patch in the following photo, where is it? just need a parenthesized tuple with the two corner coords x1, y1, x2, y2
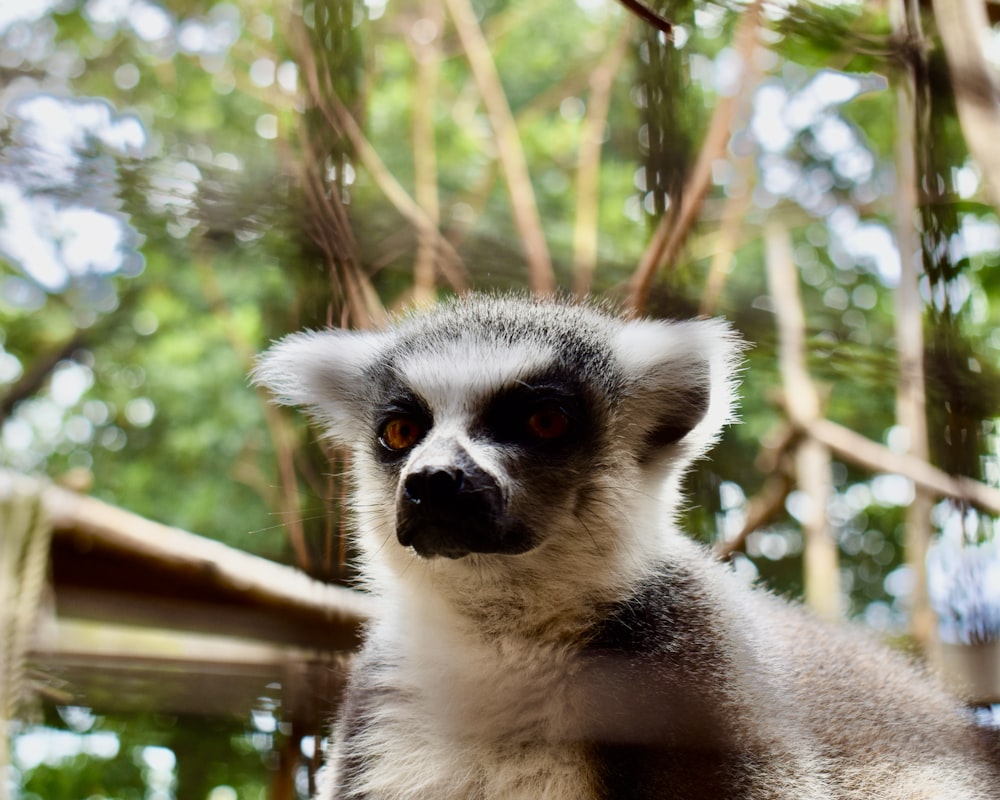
(478, 375, 589, 449)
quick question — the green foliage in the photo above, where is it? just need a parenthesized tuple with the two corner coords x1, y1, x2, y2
(21, 754, 145, 800)
(4, 0, 1000, 794)
(16, 709, 273, 800)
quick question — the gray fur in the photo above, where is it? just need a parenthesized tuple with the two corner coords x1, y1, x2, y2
(254, 294, 999, 800)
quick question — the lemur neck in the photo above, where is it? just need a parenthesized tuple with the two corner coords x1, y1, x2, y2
(382, 530, 668, 645)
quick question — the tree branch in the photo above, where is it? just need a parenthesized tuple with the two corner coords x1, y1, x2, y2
(715, 472, 794, 561)
(714, 423, 798, 559)
(193, 255, 312, 572)
(613, 0, 672, 37)
(806, 417, 1000, 516)
(410, 0, 445, 306)
(298, 128, 387, 330)
(0, 331, 85, 424)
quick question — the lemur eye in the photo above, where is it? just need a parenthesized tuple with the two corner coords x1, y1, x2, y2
(380, 417, 424, 452)
(526, 405, 570, 440)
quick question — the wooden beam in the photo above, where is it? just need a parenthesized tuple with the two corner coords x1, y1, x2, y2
(2, 472, 377, 630)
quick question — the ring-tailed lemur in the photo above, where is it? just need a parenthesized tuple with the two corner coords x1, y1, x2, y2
(254, 294, 999, 800)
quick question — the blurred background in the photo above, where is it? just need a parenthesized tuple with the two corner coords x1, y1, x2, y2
(2, 0, 1000, 797)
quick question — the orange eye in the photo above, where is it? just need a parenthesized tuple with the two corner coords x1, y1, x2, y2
(380, 417, 424, 451)
(526, 406, 570, 440)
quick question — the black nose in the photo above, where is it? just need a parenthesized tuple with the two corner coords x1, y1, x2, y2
(403, 467, 465, 506)
(397, 461, 531, 558)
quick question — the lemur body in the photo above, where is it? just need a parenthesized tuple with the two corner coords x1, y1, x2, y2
(254, 295, 999, 800)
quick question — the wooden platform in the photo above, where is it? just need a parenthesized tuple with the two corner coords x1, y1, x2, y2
(12, 474, 375, 730)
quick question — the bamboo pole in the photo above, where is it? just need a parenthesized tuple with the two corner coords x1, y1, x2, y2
(890, 0, 936, 652)
(932, 0, 1000, 209)
(719, 409, 1000, 557)
(764, 221, 841, 620)
(804, 418, 1000, 515)
(294, 20, 469, 296)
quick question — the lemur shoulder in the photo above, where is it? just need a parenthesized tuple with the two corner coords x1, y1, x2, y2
(254, 294, 1000, 800)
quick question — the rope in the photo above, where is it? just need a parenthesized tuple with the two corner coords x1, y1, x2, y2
(0, 477, 53, 800)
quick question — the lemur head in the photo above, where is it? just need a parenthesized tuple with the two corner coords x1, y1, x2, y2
(254, 295, 740, 574)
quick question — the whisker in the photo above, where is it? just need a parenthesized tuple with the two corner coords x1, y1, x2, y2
(246, 512, 333, 535)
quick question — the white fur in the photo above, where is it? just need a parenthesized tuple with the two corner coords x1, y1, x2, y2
(324, 596, 601, 800)
(401, 339, 555, 417)
(251, 329, 391, 443)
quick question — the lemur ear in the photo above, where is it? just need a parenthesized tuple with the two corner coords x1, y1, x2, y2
(252, 329, 388, 444)
(612, 318, 742, 463)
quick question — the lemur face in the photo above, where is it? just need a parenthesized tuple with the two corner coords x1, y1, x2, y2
(367, 341, 609, 559)
(253, 296, 739, 564)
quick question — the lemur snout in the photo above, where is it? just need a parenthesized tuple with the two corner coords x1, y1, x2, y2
(396, 457, 533, 559)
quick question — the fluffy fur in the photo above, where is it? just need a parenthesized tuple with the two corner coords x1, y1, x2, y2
(254, 294, 999, 800)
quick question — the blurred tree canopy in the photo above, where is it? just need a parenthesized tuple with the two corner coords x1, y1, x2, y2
(3, 0, 1000, 796)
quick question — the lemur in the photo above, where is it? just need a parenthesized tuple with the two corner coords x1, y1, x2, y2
(253, 294, 999, 800)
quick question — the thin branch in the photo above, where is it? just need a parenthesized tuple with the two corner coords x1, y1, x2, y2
(698, 18, 763, 317)
(698, 184, 753, 316)
(715, 472, 794, 561)
(573, 20, 632, 298)
(324, 93, 470, 296)
(614, 0, 672, 37)
(194, 255, 312, 573)
(283, 25, 387, 331)
(297, 128, 387, 329)
(515, 67, 605, 129)
(628, 0, 762, 315)
(410, 0, 444, 306)
(442, 0, 556, 296)
(301, 158, 383, 336)
(715, 424, 798, 559)
(445, 46, 617, 258)
(294, 19, 470, 296)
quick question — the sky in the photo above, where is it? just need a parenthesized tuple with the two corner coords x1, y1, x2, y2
(0, 94, 147, 305)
